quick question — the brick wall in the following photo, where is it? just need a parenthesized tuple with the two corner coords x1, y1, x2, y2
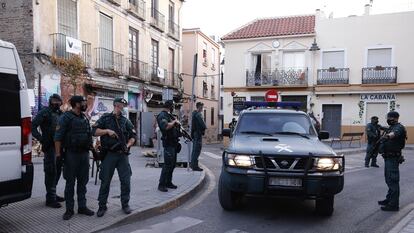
(0, 0, 34, 88)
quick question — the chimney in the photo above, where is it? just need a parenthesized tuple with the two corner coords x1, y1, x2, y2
(315, 9, 326, 20)
(364, 3, 372, 16)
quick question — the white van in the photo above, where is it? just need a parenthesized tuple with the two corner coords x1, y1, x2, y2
(0, 39, 33, 206)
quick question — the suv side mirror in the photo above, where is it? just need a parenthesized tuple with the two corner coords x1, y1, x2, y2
(222, 129, 231, 137)
(318, 131, 330, 140)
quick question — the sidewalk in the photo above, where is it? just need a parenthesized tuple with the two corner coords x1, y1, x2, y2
(0, 147, 205, 233)
(327, 143, 414, 155)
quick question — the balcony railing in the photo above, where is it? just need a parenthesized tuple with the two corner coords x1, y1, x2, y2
(246, 68, 308, 87)
(127, 0, 145, 20)
(150, 8, 165, 32)
(150, 67, 167, 84)
(317, 68, 350, 85)
(168, 20, 180, 40)
(362, 66, 397, 84)
(50, 33, 91, 66)
(167, 72, 182, 89)
(107, 0, 121, 6)
(127, 58, 149, 82)
(95, 48, 124, 74)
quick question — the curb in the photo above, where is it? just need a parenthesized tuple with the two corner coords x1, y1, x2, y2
(334, 147, 414, 156)
(91, 170, 207, 232)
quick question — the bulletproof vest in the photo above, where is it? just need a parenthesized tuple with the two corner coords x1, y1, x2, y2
(41, 108, 61, 145)
(382, 123, 407, 153)
(100, 114, 128, 149)
(65, 113, 92, 151)
(157, 111, 180, 146)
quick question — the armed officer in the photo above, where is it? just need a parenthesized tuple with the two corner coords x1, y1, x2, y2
(54, 96, 94, 220)
(93, 98, 136, 217)
(32, 94, 65, 208)
(378, 111, 407, 211)
(191, 102, 206, 171)
(157, 100, 181, 192)
(365, 116, 383, 168)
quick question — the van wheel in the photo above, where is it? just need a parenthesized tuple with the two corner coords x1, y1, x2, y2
(315, 196, 334, 216)
(218, 174, 243, 211)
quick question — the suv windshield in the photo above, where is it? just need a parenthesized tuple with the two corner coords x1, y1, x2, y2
(236, 113, 316, 136)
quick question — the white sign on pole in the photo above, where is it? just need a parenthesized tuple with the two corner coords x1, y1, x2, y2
(66, 36, 82, 55)
(157, 67, 165, 79)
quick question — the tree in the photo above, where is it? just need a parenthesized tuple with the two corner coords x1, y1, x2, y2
(52, 55, 85, 95)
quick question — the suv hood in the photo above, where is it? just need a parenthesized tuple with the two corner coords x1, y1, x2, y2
(227, 135, 336, 156)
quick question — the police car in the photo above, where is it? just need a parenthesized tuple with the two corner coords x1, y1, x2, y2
(219, 102, 344, 216)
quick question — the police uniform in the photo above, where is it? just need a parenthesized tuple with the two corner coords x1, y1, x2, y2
(191, 110, 206, 170)
(379, 112, 407, 211)
(92, 100, 135, 213)
(157, 104, 180, 191)
(32, 95, 63, 205)
(54, 98, 93, 214)
(365, 121, 382, 167)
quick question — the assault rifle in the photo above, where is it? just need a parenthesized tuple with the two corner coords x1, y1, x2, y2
(168, 112, 192, 142)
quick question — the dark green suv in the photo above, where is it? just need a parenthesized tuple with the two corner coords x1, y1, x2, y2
(219, 108, 344, 216)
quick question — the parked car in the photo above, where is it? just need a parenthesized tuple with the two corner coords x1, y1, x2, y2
(0, 39, 33, 207)
(219, 105, 344, 216)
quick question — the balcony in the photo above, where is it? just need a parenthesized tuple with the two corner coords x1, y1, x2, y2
(362, 66, 397, 84)
(150, 8, 165, 32)
(95, 48, 124, 74)
(127, 0, 146, 20)
(167, 72, 182, 89)
(168, 20, 180, 41)
(150, 67, 167, 84)
(317, 68, 349, 85)
(127, 58, 149, 82)
(246, 68, 308, 87)
(107, 0, 121, 6)
(50, 33, 91, 66)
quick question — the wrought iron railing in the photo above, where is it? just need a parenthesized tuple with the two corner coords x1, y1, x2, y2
(107, 0, 121, 6)
(127, 58, 149, 81)
(246, 68, 308, 87)
(362, 66, 397, 84)
(168, 20, 180, 40)
(166, 72, 182, 89)
(150, 67, 167, 84)
(150, 8, 165, 32)
(127, 0, 146, 20)
(50, 33, 91, 66)
(95, 47, 124, 73)
(317, 68, 349, 85)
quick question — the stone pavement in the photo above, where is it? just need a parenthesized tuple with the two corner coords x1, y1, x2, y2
(0, 147, 205, 233)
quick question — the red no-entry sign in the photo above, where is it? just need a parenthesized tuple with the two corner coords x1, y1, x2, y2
(265, 89, 279, 102)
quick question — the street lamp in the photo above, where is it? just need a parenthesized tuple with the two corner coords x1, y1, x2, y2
(309, 38, 320, 51)
(309, 38, 320, 113)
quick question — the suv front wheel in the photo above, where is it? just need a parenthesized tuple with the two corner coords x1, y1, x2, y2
(315, 195, 334, 216)
(218, 173, 243, 211)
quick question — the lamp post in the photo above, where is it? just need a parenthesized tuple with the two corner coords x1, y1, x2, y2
(309, 38, 320, 113)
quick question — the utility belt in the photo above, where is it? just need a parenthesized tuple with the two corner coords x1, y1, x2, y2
(382, 152, 402, 158)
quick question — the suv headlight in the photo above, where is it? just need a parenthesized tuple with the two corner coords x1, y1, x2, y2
(314, 157, 342, 171)
(226, 153, 253, 167)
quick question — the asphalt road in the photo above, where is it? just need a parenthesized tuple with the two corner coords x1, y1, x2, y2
(101, 145, 414, 233)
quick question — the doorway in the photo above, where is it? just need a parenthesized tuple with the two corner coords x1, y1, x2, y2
(322, 104, 342, 138)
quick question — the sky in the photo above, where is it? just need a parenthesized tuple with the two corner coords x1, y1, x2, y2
(182, 0, 414, 38)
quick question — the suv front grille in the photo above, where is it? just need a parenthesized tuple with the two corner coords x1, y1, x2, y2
(254, 156, 314, 171)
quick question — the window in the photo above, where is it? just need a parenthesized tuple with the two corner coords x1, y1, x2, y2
(367, 48, 392, 67)
(203, 42, 208, 62)
(322, 51, 345, 69)
(211, 108, 215, 126)
(204, 109, 207, 123)
(169, 1, 175, 22)
(221, 71, 224, 85)
(151, 39, 159, 75)
(58, 0, 78, 37)
(202, 81, 208, 97)
(211, 48, 215, 65)
(129, 28, 139, 60)
(210, 84, 215, 99)
(220, 96, 223, 110)
(151, 0, 158, 17)
(100, 13, 113, 50)
(252, 53, 271, 73)
(283, 52, 305, 69)
(250, 96, 265, 102)
(169, 48, 175, 74)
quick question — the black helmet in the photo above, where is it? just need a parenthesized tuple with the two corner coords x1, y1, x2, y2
(163, 100, 174, 109)
(49, 93, 62, 103)
(113, 97, 128, 105)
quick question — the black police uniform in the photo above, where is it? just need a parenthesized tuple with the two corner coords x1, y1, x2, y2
(191, 110, 206, 169)
(365, 122, 382, 167)
(54, 110, 92, 211)
(93, 111, 135, 210)
(380, 120, 406, 210)
(157, 110, 180, 190)
(32, 105, 63, 204)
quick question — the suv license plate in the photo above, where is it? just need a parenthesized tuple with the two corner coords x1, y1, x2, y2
(269, 177, 302, 187)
